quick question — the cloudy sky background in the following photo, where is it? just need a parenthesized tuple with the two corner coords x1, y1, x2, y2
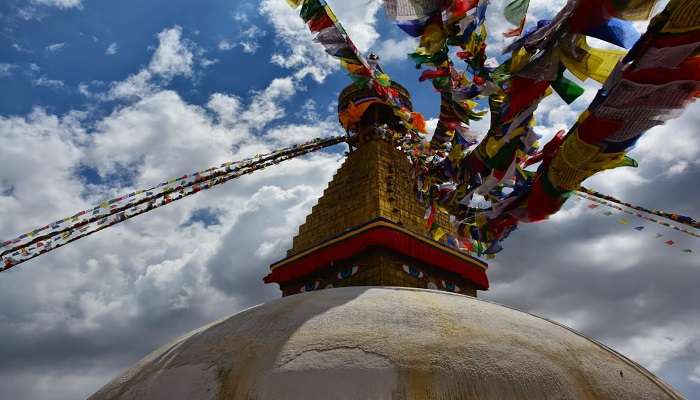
(0, 0, 698, 398)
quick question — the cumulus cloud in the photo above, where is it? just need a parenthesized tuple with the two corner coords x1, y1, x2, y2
(218, 24, 266, 54)
(32, 76, 65, 88)
(107, 26, 199, 100)
(0, 63, 17, 77)
(260, 0, 382, 82)
(148, 26, 194, 79)
(217, 39, 235, 51)
(373, 37, 418, 63)
(31, 0, 83, 9)
(0, 81, 343, 400)
(105, 42, 118, 55)
(45, 42, 66, 52)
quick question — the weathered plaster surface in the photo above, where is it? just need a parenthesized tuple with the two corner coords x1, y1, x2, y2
(90, 287, 684, 400)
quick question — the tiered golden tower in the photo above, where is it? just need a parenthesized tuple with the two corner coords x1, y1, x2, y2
(264, 82, 488, 296)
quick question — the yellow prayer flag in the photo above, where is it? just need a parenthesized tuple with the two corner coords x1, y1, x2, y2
(510, 47, 531, 73)
(432, 226, 447, 241)
(419, 22, 446, 55)
(558, 38, 625, 84)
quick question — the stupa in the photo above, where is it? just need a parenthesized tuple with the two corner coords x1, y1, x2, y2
(89, 82, 684, 400)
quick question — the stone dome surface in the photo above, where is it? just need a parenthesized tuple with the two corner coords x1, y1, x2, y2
(90, 287, 683, 400)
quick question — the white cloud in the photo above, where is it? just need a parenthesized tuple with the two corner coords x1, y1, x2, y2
(240, 77, 298, 127)
(148, 26, 193, 79)
(206, 93, 241, 126)
(218, 39, 234, 51)
(0, 67, 346, 396)
(12, 43, 34, 53)
(45, 42, 66, 52)
(218, 25, 265, 54)
(107, 26, 201, 100)
(0, 63, 17, 77)
(33, 76, 65, 88)
(108, 70, 155, 99)
(31, 0, 83, 9)
(239, 41, 259, 54)
(105, 42, 118, 55)
(613, 322, 700, 372)
(373, 37, 418, 63)
(233, 11, 247, 22)
(260, 0, 382, 82)
(690, 366, 700, 385)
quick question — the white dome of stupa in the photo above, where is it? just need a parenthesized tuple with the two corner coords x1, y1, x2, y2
(90, 287, 683, 400)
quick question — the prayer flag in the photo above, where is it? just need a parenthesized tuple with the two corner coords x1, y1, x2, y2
(585, 17, 640, 48)
(504, 0, 530, 27)
(432, 226, 447, 241)
(552, 68, 585, 104)
(300, 0, 325, 23)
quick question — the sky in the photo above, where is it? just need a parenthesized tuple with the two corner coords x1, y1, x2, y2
(0, 0, 698, 399)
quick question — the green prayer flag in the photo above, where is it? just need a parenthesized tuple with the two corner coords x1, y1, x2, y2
(620, 156, 638, 168)
(300, 0, 325, 23)
(504, 0, 530, 27)
(552, 69, 585, 104)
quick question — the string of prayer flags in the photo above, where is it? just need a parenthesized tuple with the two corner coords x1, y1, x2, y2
(290, 0, 375, 83)
(578, 192, 700, 239)
(350, 0, 698, 260)
(1, 136, 347, 271)
(520, 0, 700, 230)
(580, 186, 699, 229)
(580, 195, 696, 254)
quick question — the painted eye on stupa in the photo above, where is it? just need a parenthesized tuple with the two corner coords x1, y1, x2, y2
(337, 265, 359, 279)
(300, 280, 320, 293)
(402, 264, 424, 278)
(441, 280, 461, 292)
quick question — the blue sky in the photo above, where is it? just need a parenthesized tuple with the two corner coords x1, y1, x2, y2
(0, 0, 698, 399)
(0, 0, 443, 126)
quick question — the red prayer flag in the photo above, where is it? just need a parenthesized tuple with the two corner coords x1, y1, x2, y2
(419, 69, 449, 81)
(308, 13, 334, 33)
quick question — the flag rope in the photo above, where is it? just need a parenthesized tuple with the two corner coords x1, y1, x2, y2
(578, 187, 699, 231)
(575, 192, 700, 239)
(1, 136, 346, 272)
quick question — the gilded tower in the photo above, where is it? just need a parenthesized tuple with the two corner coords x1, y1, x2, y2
(264, 82, 489, 296)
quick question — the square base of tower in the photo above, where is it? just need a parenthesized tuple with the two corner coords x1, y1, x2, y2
(265, 219, 488, 297)
(277, 246, 478, 297)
